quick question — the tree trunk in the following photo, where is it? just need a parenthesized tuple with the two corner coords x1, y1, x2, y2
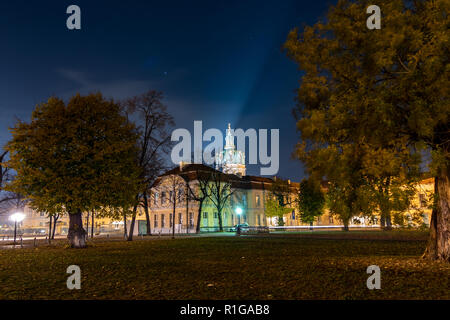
(277, 214, 285, 226)
(186, 211, 189, 233)
(48, 215, 52, 240)
(123, 212, 128, 239)
(342, 218, 349, 231)
(218, 210, 223, 232)
(68, 210, 87, 248)
(385, 213, 392, 230)
(196, 201, 203, 234)
(91, 211, 94, 238)
(52, 215, 59, 239)
(172, 198, 176, 239)
(423, 165, 450, 262)
(127, 203, 138, 241)
(143, 193, 151, 235)
(185, 185, 189, 234)
(380, 182, 392, 230)
(380, 211, 392, 230)
(85, 212, 89, 239)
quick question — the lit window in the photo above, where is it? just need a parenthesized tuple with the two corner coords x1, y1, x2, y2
(189, 212, 194, 227)
(256, 195, 260, 207)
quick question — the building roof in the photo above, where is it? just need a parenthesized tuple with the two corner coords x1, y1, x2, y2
(153, 163, 299, 191)
(152, 163, 434, 192)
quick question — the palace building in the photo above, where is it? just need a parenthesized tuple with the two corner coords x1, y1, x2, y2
(0, 124, 434, 237)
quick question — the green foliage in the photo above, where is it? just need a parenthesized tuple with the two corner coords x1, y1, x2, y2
(264, 197, 292, 226)
(5, 93, 142, 216)
(392, 210, 426, 229)
(264, 178, 295, 226)
(298, 179, 325, 224)
(393, 188, 433, 229)
(285, 0, 449, 162)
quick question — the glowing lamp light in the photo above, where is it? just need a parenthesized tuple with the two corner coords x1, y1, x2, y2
(10, 212, 25, 223)
(235, 207, 243, 215)
(10, 212, 25, 245)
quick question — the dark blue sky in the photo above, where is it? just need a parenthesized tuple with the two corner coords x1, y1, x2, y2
(0, 0, 334, 181)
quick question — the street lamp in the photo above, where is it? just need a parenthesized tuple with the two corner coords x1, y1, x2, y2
(10, 212, 25, 245)
(235, 207, 243, 224)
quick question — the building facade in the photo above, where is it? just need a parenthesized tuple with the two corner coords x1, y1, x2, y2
(0, 124, 434, 237)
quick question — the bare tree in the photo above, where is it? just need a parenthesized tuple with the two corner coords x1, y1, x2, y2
(47, 211, 62, 240)
(180, 165, 214, 233)
(168, 175, 186, 239)
(153, 173, 186, 239)
(122, 90, 174, 240)
(266, 177, 298, 226)
(0, 150, 9, 192)
(206, 170, 237, 232)
(0, 151, 17, 214)
(0, 151, 29, 219)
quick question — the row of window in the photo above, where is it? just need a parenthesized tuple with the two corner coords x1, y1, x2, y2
(152, 192, 264, 208)
(153, 212, 194, 228)
(153, 189, 186, 205)
(151, 212, 264, 228)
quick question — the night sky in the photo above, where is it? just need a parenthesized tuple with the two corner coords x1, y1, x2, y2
(0, 0, 334, 181)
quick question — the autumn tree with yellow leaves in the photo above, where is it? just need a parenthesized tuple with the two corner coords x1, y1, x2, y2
(285, 0, 449, 260)
(6, 93, 141, 248)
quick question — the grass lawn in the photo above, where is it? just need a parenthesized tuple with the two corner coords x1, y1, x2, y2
(0, 231, 449, 300)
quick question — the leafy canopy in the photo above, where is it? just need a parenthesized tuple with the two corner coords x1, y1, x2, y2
(298, 179, 325, 224)
(284, 0, 448, 225)
(6, 93, 142, 215)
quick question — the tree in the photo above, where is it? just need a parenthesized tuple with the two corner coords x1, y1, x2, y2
(285, 0, 448, 258)
(122, 90, 174, 240)
(264, 197, 292, 226)
(0, 151, 12, 212)
(167, 174, 186, 239)
(151, 171, 186, 238)
(363, 144, 420, 229)
(48, 211, 62, 240)
(264, 178, 295, 226)
(298, 179, 325, 228)
(0, 150, 26, 216)
(206, 170, 236, 232)
(6, 93, 141, 248)
(180, 164, 213, 234)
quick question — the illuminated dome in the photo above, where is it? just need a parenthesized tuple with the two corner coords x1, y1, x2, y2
(215, 124, 246, 177)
